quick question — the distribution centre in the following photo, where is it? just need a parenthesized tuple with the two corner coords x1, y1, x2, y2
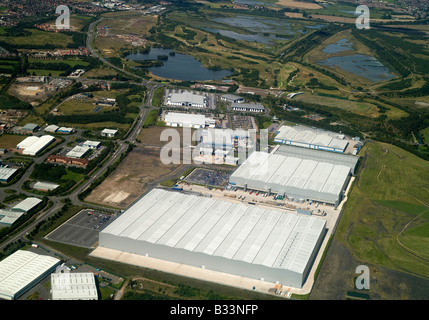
(99, 188, 327, 288)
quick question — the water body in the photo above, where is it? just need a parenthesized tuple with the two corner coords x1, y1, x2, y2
(209, 15, 324, 43)
(233, 0, 282, 8)
(322, 38, 353, 54)
(339, 10, 360, 16)
(125, 48, 231, 81)
(204, 27, 279, 44)
(318, 54, 395, 82)
(212, 15, 295, 35)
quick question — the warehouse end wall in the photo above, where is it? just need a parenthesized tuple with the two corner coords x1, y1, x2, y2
(99, 233, 305, 288)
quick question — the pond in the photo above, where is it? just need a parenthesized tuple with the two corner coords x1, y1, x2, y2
(125, 48, 232, 81)
(318, 53, 395, 82)
(322, 38, 353, 54)
(204, 27, 281, 44)
(208, 15, 325, 44)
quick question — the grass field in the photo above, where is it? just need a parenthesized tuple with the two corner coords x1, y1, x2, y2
(27, 69, 63, 77)
(294, 93, 380, 117)
(0, 134, 25, 149)
(28, 57, 89, 67)
(0, 29, 74, 47)
(57, 90, 122, 115)
(151, 87, 164, 108)
(420, 127, 429, 144)
(336, 141, 429, 279)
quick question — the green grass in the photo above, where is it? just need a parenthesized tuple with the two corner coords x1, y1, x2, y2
(294, 93, 380, 117)
(28, 57, 89, 67)
(62, 169, 84, 183)
(27, 69, 63, 77)
(336, 141, 429, 279)
(420, 127, 429, 144)
(0, 29, 73, 47)
(143, 109, 160, 127)
(374, 200, 428, 216)
(151, 87, 164, 107)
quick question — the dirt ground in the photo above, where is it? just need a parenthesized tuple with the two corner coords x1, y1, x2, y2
(137, 126, 196, 147)
(8, 83, 49, 106)
(276, 0, 322, 10)
(310, 239, 429, 300)
(85, 146, 184, 208)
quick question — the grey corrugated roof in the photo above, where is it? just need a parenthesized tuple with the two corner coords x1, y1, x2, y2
(0, 250, 60, 300)
(229, 145, 358, 203)
(101, 188, 326, 274)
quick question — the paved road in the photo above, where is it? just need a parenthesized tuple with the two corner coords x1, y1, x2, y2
(0, 25, 162, 250)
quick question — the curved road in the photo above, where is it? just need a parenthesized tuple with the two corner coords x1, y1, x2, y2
(0, 21, 164, 250)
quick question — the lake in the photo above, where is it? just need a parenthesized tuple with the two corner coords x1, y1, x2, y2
(125, 48, 232, 81)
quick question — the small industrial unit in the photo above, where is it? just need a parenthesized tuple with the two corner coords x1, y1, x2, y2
(99, 188, 327, 289)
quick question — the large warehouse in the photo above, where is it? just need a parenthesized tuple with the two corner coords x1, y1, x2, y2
(0, 250, 60, 300)
(274, 125, 349, 153)
(164, 112, 215, 128)
(166, 90, 207, 108)
(16, 135, 55, 156)
(229, 145, 359, 207)
(99, 188, 327, 289)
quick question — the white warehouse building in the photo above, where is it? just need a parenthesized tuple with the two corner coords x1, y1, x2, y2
(164, 112, 215, 128)
(16, 135, 55, 156)
(99, 188, 327, 289)
(166, 90, 207, 108)
(274, 125, 349, 153)
(51, 273, 98, 300)
(229, 145, 359, 207)
(0, 250, 60, 300)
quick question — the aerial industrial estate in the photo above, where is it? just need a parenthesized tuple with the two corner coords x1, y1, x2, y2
(0, 0, 428, 304)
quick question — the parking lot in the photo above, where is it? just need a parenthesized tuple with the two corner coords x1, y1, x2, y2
(184, 168, 231, 188)
(45, 209, 116, 248)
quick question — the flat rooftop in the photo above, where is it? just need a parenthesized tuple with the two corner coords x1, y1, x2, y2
(274, 125, 348, 152)
(229, 145, 358, 204)
(168, 91, 206, 105)
(100, 188, 326, 276)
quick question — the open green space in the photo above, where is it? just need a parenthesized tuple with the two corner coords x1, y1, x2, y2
(293, 93, 379, 117)
(0, 28, 74, 48)
(336, 141, 429, 279)
(151, 87, 164, 108)
(28, 57, 89, 67)
(420, 127, 429, 144)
